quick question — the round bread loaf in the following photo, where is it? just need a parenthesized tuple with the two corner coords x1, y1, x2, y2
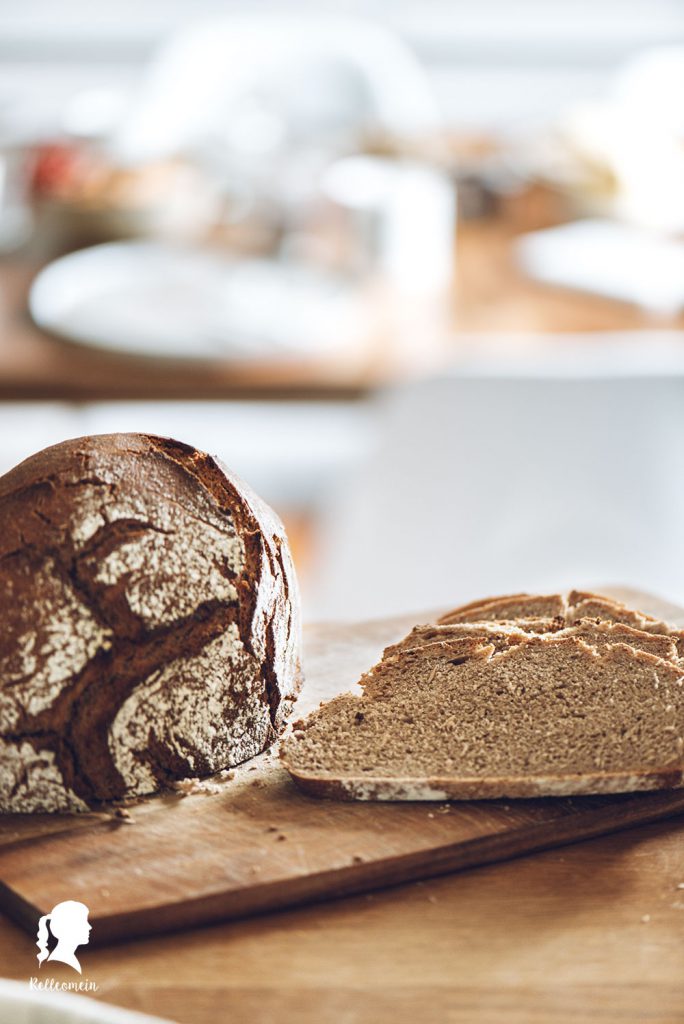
(0, 433, 301, 812)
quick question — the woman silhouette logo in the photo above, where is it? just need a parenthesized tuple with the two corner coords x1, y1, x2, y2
(36, 901, 92, 974)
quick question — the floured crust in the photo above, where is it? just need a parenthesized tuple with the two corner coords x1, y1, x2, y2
(0, 433, 302, 812)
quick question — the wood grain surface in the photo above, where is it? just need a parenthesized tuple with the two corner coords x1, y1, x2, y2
(0, 587, 683, 1023)
(1, 587, 684, 956)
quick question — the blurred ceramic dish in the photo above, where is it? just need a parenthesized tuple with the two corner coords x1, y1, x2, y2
(530, 47, 684, 232)
(29, 240, 367, 360)
(0, 978, 171, 1024)
(515, 219, 684, 315)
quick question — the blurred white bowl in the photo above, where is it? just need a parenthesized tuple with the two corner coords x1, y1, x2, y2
(0, 978, 172, 1024)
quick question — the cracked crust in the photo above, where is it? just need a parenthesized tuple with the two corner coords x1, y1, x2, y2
(0, 433, 302, 812)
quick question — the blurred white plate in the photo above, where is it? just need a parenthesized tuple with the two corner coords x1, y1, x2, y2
(0, 978, 172, 1024)
(515, 219, 684, 316)
(30, 241, 366, 361)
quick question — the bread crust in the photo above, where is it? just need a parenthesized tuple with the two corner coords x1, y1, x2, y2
(286, 764, 684, 801)
(0, 433, 302, 812)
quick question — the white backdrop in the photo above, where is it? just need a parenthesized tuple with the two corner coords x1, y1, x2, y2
(309, 332, 684, 619)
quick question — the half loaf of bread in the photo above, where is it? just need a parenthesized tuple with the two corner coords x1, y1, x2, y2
(0, 433, 302, 812)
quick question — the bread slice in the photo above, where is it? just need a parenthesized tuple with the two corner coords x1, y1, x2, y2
(565, 590, 669, 633)
(439, 590, 684, 654)
(282, 635, 684, 800)
(439, 593, 566, 624)
(387, 618, 679, 663)
(383, 619, 563, 658)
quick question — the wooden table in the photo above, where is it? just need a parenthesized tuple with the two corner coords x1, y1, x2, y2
(1, 203, 682, 402)
(1, 809, 683, 1022)
(2, 589, 684, 1024)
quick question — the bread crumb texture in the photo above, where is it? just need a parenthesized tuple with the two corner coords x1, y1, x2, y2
(282, 591, 684, 800)
(0, 433, 301, 812)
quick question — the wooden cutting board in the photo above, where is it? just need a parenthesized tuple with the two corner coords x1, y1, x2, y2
(2, 586, 684, 946)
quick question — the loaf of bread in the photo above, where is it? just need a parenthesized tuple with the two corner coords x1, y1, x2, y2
(0, 433, 301, 812)
(282, 592, 684, 800)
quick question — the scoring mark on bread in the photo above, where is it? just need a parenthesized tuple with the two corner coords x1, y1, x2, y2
(0, 554, 113, 733)
(108, 626, 269, 794)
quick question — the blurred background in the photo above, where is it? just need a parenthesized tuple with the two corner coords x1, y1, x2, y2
(1, 0, 684, 619)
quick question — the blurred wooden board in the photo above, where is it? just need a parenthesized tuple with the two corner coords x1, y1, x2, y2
(0, 586, 683, 946)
